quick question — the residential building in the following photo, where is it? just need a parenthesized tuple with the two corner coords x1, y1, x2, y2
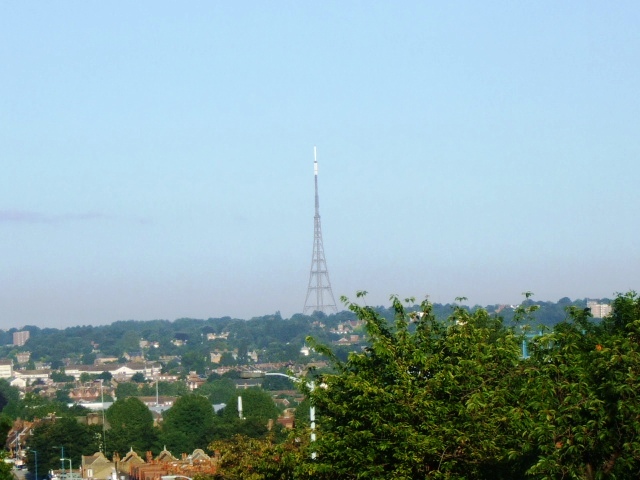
(12, 369, 51, 386)
(0, 359, 13, 379)
(15, 352, 31, 364)
(587, 301, 613, 318)
(13, 331, 30, 347)
(81, 452, 115, 480)
(65, 362, 161, 381)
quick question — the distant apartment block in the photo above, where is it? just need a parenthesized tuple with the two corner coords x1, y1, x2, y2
(13, 330, 30, 346)
(587, 301, 612, 319)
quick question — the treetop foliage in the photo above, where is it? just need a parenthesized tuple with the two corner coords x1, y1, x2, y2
(292, 291, 640, 479)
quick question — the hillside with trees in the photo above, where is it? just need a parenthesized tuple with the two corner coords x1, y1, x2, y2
(0, 297, 605, 372)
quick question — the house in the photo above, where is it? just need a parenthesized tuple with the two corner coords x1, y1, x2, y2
(82, 452, 116, 480)
(186, 372, 205, 391)
(94, 355, 119, 365)
(206, 332, 230, 340)
(9, 377, 27, 389)
(136, 396, 176, 408)
(123, 352, 145, 363)
(117, 448, 218, 480)
(5, 419, 35, 458)
(15, 352, 31, 364)
(68, 385, 102, 403)
(277, 409, 296, 429)
(114, 449, 145, 479)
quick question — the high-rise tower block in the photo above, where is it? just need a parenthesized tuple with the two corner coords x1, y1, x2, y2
(303, 147, 338, 315)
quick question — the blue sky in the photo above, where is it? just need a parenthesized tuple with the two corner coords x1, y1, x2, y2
(1, 2, 638, 328)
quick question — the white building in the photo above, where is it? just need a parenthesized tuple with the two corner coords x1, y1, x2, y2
(0, 359, 13, 379)
(587, 301, 612, 319)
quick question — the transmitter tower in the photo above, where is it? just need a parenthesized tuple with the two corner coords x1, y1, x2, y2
(303, 147, 338, 315)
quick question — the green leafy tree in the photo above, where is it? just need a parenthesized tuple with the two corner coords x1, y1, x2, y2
(262, 375, 295, 391)
(51, 370, 75, 382)
(115, 382, 140, 399)
(214, 387, 282, 441)
(130, 372, 146, 383)
(80, 352, 97, 365)
(0, 380, 21, 418)
(299, 294, 526, 479)
(0, 415, 12, 450)
(16, 392, 67, 421)
(197, 378, 236, 404)
(522, 292, 640, 479)
(26, 416, 101, 475)
(106, 397, 157, 457)
(181, 350, 207, 374)
(219, 352, 237, 366)
(160, 394, 215, 454)
(154, 380, 188, 397)
(221, 387, 281, 426)
(96, 371, 112, 382)
(208, 433, 304, 480)
(0, 451, 12, 480)
(55, 387, 72, 404)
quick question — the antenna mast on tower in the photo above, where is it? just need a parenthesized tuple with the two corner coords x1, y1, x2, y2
(303, 146, 338, 315)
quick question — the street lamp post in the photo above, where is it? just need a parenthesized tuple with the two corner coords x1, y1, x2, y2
(61, 458, 72, 480)
(100, 379, 107, 455)
(31, 450, 38, 480)
(240, 371, 316, 458)
(52, 446, 64, 476)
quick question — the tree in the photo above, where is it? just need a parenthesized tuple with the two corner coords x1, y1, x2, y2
(197, 378, 236, 404)
(0, 452, 13, 480)
(212, 387, 282, 441)
(96, 371, 113, 382)
(130, 372, 146, 383)
(0, 415, 12, 449)
(221, 387, 281, 426)
(0, 380, 21, 418)
(80, 352, 97, 365)
(181, 350, 207, 374)
(262, 375, 295, 391)
(208, 433, 304, 480)
(115, 382, 140, 398)
(299, 294, 526, 479)
(160, 394, 215, 454)
(106, 397, 157, 457)
(26, 416, 101, 475)
(522, 292, 640, 479)
(51, 370, 75, 382)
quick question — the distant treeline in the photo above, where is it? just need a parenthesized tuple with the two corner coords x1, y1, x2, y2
(0, 296, 606, 370)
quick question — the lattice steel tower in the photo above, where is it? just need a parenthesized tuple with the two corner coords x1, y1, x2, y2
(303, 147, 338, 315)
